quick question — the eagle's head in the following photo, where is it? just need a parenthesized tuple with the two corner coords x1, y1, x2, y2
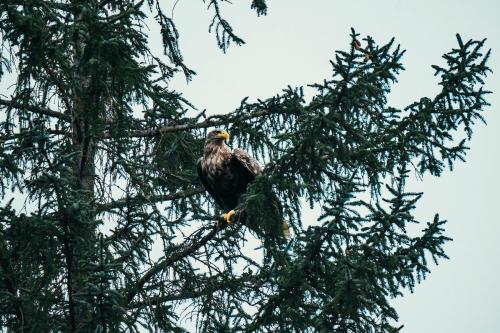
(205, 129, 229, 146)
(203, 129, 231, 162)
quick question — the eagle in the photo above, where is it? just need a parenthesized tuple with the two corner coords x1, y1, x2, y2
(197, 129, 288, 239)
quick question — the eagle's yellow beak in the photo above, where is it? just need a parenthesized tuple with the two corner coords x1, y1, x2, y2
(217, 130, 229, 141)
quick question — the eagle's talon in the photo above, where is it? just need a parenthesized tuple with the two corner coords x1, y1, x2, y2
(224, 210, 236, 224)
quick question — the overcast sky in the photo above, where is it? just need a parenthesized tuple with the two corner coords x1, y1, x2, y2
(165, 1, 500, 332)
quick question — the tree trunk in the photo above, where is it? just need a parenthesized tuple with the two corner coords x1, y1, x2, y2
(65, 7, 98, 331)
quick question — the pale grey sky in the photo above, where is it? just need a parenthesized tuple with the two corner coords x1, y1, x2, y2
(165, 1, 500, 332)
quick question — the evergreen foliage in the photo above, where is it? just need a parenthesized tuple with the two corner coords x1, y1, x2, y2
(0, 1, 490, 332)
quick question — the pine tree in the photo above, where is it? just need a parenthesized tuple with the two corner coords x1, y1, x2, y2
(0, 1, 490, 332)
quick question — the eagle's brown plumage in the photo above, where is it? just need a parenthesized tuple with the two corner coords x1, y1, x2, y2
(197, 129, 289, 239)
(197, 129, 261, 215)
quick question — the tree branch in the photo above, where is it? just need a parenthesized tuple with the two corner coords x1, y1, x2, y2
(208, 0, 246, 51)
(0, 98, 70, 122)
(0, 239, 25, 321)
(129, 271, 266, 308)
(96, 187, 204, 213)
(125, 221, 226, 304)
(0, 129, 68, 141)
(101, 109, 272, 139)
(127, 215, 232, 303)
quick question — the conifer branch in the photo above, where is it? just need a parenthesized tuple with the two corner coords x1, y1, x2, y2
(0, 240, 24, 321)
(102, 109, 272, 138)
(0, 129, 68, 141)
(130, 271, 266, 308)
(125, 222, 225, 304)
(208, 0, 246, 51)
(0, 98, 70, 122)
(96, 187, 204, 213)
(41, 62, 73, 113)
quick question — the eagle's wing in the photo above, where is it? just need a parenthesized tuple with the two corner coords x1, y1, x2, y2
(197, 158, 225, 209)
(231, 148, 288, 240)
(231, 148, 262, 179)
